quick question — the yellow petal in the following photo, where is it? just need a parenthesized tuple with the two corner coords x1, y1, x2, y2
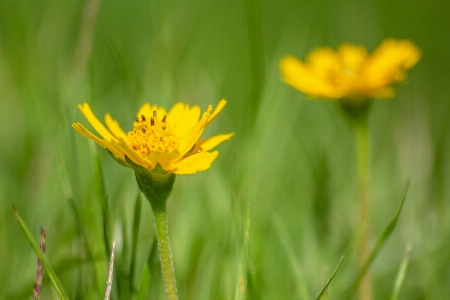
(117, 137, 150, 169)
(72, 122, 103, 145)
(338, 44, 367, 71)
(105, 113, 128, 140)
(168, 102, 201, 137)
(78, 103, 117, 142)
(170, 151, 219, 174)
(136, 103, 167, 118)
(363, 39, 421, 90)
(308, 47, 340, 77)
(146, 151, 165, 169)
(280, 56, 342, 99)
(167, 102, 185, 119)
(176, 106, 212, 157)
(72, 123, 125, 159)
(137, 103, 151, 118)
(146, 151, 181, 171)
(188, 132, 235, 155)
(205, 99, 227, 128)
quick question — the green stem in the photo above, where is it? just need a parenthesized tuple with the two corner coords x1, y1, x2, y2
(355, 117, 373, 300)
(243, 0, 264, 134)
(154, 210, 178, 300)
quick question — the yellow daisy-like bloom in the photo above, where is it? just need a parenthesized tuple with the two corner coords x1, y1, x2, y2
(72, 99, 234, 174)
(280, 39, 421, 100)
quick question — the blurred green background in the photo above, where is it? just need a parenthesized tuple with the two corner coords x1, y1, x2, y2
(1, 0, 449, 299)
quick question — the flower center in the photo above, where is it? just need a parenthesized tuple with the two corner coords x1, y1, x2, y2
(128, 111, 179, 158)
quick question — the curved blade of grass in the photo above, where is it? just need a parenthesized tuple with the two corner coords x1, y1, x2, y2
(234, 202, 251, 300)
(90, 140, 107, 211)
(315, 256, 345, 300)
(91, 142, 111, 259)
(67, 196, 102, 297)
(117, 196, 130, 299)
(136, 237, 158, 300)
(129, 193, 142, 295)
(344, 181, 410, 299)
(13, 205, 69, 300)
(390, 243, 412, 300)
(103, 195, 111, 259)
(58, 156, 102, 296)
(273, 214, 311, 299)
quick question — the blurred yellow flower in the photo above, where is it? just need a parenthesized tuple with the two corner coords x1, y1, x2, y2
(280, 39, 421, 100)
(73, 100, 234, 174)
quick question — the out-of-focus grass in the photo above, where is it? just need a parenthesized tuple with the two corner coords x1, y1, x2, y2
(1, 0, 450, 299)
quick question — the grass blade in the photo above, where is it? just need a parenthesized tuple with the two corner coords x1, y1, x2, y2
(129, 193, 142, 295)
(315, 256, 345, 300)
(344, 181, 410, 299)
(136, 238, 158, 300)
(390, 243, 412, 300)
(33, 224, 46, 300)
(90, 141, 112, 259)
(103, 195, 111, 260)
(90, 140, 107, 211)
(67, 196, 102, 297)
(13, 206, 69, 300)
(58, 156, 102, 296)
(116, 195, 130, 300)
(234, 202, 251, 300)
(273, 214, 311, 299)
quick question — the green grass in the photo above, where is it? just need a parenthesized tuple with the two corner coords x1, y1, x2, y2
(1, 0, 450, 299)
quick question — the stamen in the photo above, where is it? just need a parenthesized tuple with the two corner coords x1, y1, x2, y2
(128, 112, 180, 158)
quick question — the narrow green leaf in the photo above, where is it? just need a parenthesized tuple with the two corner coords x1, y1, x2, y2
(345, 181, 410, 299)
(68, 196, 102, 297)
(103, 195, 111, 260)
(136, 238, 158, 300)
(90, 140, 107, 211)
(116, 195, 130, 300)
(91, 142, 112, 259)
(273, 214, 311, 299)
(59, 156, 102, 296)
(13, 206, 69, 300)
(315, 256, 345, 300)
(235, 202, 251, 300)
(129, 193, 142, 295)
(390, 243, 412, 300)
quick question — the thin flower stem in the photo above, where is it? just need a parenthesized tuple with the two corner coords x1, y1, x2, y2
(356, 118, 373, 300)
(154, 210, 178, 300)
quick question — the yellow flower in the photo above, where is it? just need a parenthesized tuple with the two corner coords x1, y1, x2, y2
(280, 39, 421, 100)
(72, 99, 234, 174)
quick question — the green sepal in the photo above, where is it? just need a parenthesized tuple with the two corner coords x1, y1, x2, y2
(107, 149, 131, 168)
(338, 98, 372, 125)
(125, 156, 176, 212)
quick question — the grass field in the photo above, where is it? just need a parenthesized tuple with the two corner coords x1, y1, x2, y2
(1, 0, 450, 299)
